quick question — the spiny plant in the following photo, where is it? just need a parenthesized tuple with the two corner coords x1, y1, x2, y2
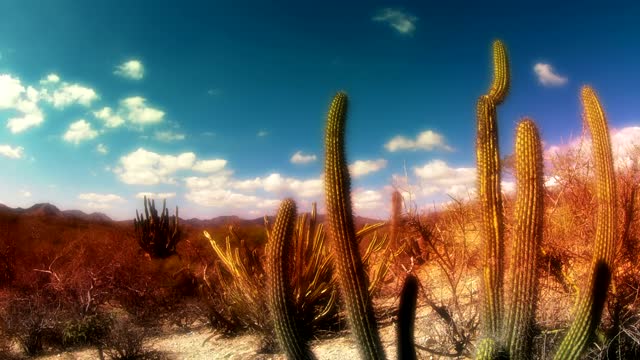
(203, 201, 391, 340)
(474, 41, 617, 360)
(134, 196, 181, 259)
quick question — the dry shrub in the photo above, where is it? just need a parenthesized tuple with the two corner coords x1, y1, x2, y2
(202, 205, 394, 343)
(104, 318, 166, 360)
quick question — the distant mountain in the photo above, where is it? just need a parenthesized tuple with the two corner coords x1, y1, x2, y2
(24, 203, 63, 217)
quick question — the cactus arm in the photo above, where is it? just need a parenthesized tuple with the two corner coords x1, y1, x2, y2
(553, 86, 617, 359)
(476, 95, 505, 338)
(267, 198, 316, 360)
(504, 119, 544, 359)
(488, 40, 510, 104)
(324, 92, 386, 360)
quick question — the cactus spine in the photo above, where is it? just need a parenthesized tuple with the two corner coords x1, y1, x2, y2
(504, 119, 544, 359)
(266, 198, 316, 360)
(324, 92, 386, 360)
(553, 86, 617, 360)
(488, 40, 510, 104)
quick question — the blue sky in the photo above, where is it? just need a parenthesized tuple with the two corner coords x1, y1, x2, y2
(0, 1, 639, 220)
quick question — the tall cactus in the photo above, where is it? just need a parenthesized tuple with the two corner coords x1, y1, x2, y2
(504, 119, 544, 359)
(133, 196, 181, 259)
(487, 40, 510, 104)
(266, 198, 316, 360)
(553, 86, 617, 360)
(324, 92, 386, 359)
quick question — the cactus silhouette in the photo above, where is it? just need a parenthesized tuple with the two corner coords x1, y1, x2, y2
(266, 198, 316, 360)
(134, 196, 181, 259)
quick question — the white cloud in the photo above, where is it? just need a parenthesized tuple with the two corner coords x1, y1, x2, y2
(96, 143, 108, 154)
(372, 8, 418, 35)
(0, 74, 25, 108)
(94, 107, 125, 128)
(193, 159, 228, 173)
(47, 83, 98, 108)
(349, 159, 387, 178)
(115, 148, 198, 185)
(290, 151, 317, 164)
(257, 130, 268, 137)
(63, 119, 98, 144)
(184, 173, 279, 209)
(114, 60, 145, 80)
(20, 190, 31, 197)
(155, 130, 186, 142)
(353, 189, 384, 211)
(78, 192, 125, 209)
(0, 144, 24, 159)
(413, 159, 477, 198)
(226, 173, 324, 199)
(120, 96, 164, 125)
(1, 75, 45, 133)
(534, 63, 568, 86)
(135, 192, 176, 199)
(39, 73, 60, 85)
(385, 130, 453, 152)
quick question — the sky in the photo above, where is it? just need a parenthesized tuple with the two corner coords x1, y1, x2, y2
(0, 0, 639, 220)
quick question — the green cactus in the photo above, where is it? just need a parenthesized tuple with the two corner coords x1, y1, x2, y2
(476, 94, 505, 339)
(487, 40, 510, 104)
(324, 92, 386, 360)
(553, 86, 617, 360)
(266, 198, 316, 360)
(133, 196, 181, 259)
(504, 119, 544, 359)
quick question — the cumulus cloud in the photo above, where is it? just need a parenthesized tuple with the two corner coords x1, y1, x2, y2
(39, 73, 60, 85)
(78, 192, 125, 209)
(135, 192, 176, 199)
(533, 63, 568, 86)
(63, 119, 98, 144)
(352, 189, 384, 212)
(1, 75, 45, 133)
(372, 8, 418, 35)
(184, 173, 279, 209)
(385, 130, 453, 152)
(0, 144, 24, 159)
(96, 143, 108, 154)
(114, 148, 228, 185)
(120, 96, 164, 125)
(192, 159, 228, 173)
(413, 159, 477, 199)
(114, 60, 145, 80)
(349, 159, 387, 178)
(290, 151, 317, 164)
(46, 83, 98, 108)
(94, 107, 125, 128)
(155, 130, 186, 142)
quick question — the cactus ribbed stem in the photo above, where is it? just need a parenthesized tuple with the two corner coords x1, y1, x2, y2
(553, 86, 617, 360)
(267, 199, 316, 360)
(324, 92, 386, 360)
(504, 119, 543, 360)
(476, 95, 505, 338)
(488, 40, 510, 105)
(390, 190, 403, 250)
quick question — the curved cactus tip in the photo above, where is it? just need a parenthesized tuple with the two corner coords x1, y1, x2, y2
(488, 39, 510, 104)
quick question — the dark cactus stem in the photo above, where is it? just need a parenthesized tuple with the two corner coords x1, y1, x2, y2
(267, 198, 316, 360)
(397, 274, 418, 360)
(324, 92, 386, 360)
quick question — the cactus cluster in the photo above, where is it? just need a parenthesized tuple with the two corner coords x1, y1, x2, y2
(262, 40, 617, 360)
(134, 196, 181, 259)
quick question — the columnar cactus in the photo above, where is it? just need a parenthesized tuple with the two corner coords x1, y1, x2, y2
(324, 92, 386, 360)
(266, 198, 316, 360)
(134, 196, 181, 259)
(504, 119, 544, 359)
(553, 86, 617, 360)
